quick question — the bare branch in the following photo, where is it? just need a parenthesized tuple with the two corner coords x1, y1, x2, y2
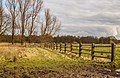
(41, 9, 61, 36)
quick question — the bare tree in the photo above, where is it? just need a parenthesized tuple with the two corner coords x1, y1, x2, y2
(28, 0, 43, 43)
(41, 9, 61, 36)
(1, 0, 60, 43)
(0, 1, 10, 35)
(6, 0, 18, 44)
(0, 1, 2, 32)
(18, 0, 31, 45)
(40, 9, 61, 42)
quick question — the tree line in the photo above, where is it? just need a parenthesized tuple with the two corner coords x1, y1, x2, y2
(0, 35, 119, 44)
(0, 0, 61, 45)
(53, 35, 119, 44)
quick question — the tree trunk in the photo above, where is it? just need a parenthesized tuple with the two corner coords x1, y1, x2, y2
(21, 15, 25, 45)
(12, 17, 15, 45)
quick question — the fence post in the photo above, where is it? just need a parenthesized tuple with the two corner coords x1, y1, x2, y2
(49, 43, 51, 49)
(47, 43, 48, 48)
(51, 43, 53, 49)
(47, 43, 49, 48)
(64, 43, 67, 53)
(56, 43, 58, 50)
(70, 43, 73, 52)
(44, 43, 45, 48)
(111, 43, 115, 63)
(39, 43, 41, 47)
(52, 43, 54, 49)
(25, 41, 26, 47)
(79, 43, 82, 57)
(53, 43, 55, 50)
(60, 43, 62, 52)
(44, 43, 46, 48)
(50, 43, 52, 49)
(91, 43, 95, 60)
(46, 43, 48, 48)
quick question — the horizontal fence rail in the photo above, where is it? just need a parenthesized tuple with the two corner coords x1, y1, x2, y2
(40, 42, 118, 63)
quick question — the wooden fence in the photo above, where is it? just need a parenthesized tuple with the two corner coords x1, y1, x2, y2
(40, 43, 116, 63)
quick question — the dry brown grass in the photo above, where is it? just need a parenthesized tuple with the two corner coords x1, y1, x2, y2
(0, 44, 38, 62)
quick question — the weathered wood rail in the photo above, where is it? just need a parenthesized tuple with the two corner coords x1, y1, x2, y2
(40, 43, 118, 63)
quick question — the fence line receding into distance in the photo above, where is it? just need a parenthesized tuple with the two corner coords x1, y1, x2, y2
(40, 43, 118, 63)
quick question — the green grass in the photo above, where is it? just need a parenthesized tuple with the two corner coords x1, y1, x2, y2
(57, 43, 120, 68)
(0, 43, 119, 71)
(0, 43, 119, 78)
(0, 45, 79, 69)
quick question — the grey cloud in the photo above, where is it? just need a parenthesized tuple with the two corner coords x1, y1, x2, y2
(82, 13, 120, 25)
(44, 0, 120, 39)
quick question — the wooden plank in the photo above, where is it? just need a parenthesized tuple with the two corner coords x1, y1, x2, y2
(60, 46, 65, 48)
(94, 45, 111, 47)
(94, 51, 111, 54)
(81, 44, 91, 46)
(81, 52, 91, 55)
(66, 45, 71, 47)
(82, 48, 91, 51)
(72, 48, 79, 51)
(73, 46, 79, 47)
(115, 46, 120, 48)
(66, 50, 71, 52)
(94, 55, 110, 59)
(71, 51, 79, 54)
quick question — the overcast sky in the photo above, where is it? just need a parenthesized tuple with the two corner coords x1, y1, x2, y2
(44, 0, 120, 39)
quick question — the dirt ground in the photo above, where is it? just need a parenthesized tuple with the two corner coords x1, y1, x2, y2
(0, 65, 120, 78)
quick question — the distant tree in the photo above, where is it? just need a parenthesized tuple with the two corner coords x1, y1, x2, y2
(40, 9, 61, 42)
(53, 36, 103, 44)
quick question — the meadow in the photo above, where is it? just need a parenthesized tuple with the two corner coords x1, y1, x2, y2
(0, 43, 119, 77)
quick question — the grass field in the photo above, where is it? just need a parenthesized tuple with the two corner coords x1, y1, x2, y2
(0, 44, 80, 77)
(0, 44, 78, 68)
(0, 43, 119, 77)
